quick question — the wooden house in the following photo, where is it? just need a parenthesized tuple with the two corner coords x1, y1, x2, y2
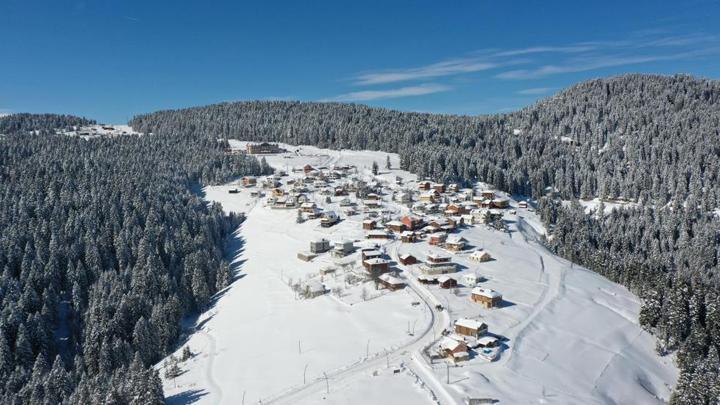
(362, 219, 377, 230)
(361, 249, 383, 261)
(491, 198, 510, 209)
(378, 273, 405, 291)
(439, 337, 469, 362)
(417, 274, 438, 284)
(469, 250, 491, 262)
(385, 220, 406, 233)
(420, 252, 456, 274)
(431, 183, 446, 193)
(321, 211, 339, 228)
(445, 204, 466, 216)
(438, 275, 458, 289)
(454, 318, 488, 338)
(420, 191, 439, 203)
(304, 281, 326, 298)
(242, 176, 257, 187)
(332, 240, 354, 257)
(401, 215, 423, 231)
(445, 236, 467, 252)
(363, 258, 390, 275)
(480, 190, 495, 200)
(300, 202, 317, 213)
(429, 232, 447, 246)
(418, 181, 431, 190)
(471, 288, 502, 308)
(303, 164, 315, 174)
(246, 142, 283, 154)
(518, 201, 528, 209)
(297, 252, 317, 262)
(399, 254, 417, 265)
(400, 231, 417, 243)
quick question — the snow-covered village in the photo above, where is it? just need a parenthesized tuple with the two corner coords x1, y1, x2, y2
(157, 141, 677, 405)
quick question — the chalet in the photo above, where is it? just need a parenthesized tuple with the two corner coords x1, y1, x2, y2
(363, 258, 390, 275)
(454, 318, 488, 338)
(420, 252, 456, 274)
(438, 337, 469, 362)
(429, 232, 447, 246)
(378, 273, 405, 291)
(420, 191, 439, 203)
(399, 254, 417, 265)
(518, 201, 528, 209)
(362, 219, 377, 230)
(385, 220, 406, 233)
(471, 288, 502, 308)
(418, 181, 431, 190)
(367, 230, 391, 240)
(445, 204, 466, 216)
(480, 190, 495, 200)
(475, 336, 499, 348)
(334, 187, 347, 196)
(431, 183, 446, 193)
(303, 164, 315, 174)
(463, 273, 480, 286)
(438, 275, 458, 289)
(361, 249, 383, 261)
(491, 198, 510, 209)
(332, 240, 354, 257)
(297, 252, 317, 262)
(321, 211, 339, 227)
(424, 204, 439, 214)
(246, 142, 283, 154)
(400, 231, 417, 243)
(363, 199, 382, 209)
(448, 216, 464, 228)
(461, 214, 476, 225)
(366, 193, 380, 200)
(445, 236, 467, 252)
(429, 217, 453, 231)
(470, 250, 491, 262)
(300, 202, 317, 213)
(306, 207, 322, 219)
(242, 176, 257, 187)
(395, 192, 411, 203)
(272, 188, 285, 197)
(304, 281, 326, 298)
(448, 183, 459, 193)
(401, 215, 423, 231)
(310, 238, 331, 254)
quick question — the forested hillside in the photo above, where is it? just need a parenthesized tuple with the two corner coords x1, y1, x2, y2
(131, 74, 720, 403)
(0, 114, 272, 404)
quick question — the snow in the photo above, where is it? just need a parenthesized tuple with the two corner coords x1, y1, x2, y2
(158, 141, 677, 405)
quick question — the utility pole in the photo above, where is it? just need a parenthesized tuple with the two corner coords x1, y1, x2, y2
(303, 363, 309, 384)
(323, 372, 330, 394)
(446, 363, 450, 384)
(366, 339, 370, 358)
(298, 339, 302, 355)
(242, 391, 246, 405)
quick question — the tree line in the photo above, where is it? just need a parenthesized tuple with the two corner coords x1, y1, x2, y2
(0, 113, 272, 404)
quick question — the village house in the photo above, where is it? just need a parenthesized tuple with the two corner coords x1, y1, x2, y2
(401, 215, 424, 231)
(300, 202, 317, 213)
(366, 193, 380, 200)
(394, 192, 411, 203)
(296, 251, 317, 262)
(362, 219, 377, 230)
(246, 142, 283, 154)
(445, 204, 466, 216)
(364, 258, 390, 275)
(438, 337, 469, 362)
(367, 230, 391, 240)
(332, 240, 354, 257)
(321, 211, 339, 227)
(303, 281, 326, 298)
(303, 164, 315, 174)
(310, 238, 331, 254)
(471, 288, 503, 308)
(385, 220, 406, 233)
(399, 254, 417, 265)
(476, 336, 499, 348)
(339, 197, 354, 207)
(463, 272, 481, 286)
(363, 199, 382, 209)
(417, 274, 438, 284)
(518, 201, 528, 209)
(378, 273, 405, 291)
(438, 275, 458, 289)
(431, 183, 446, 193)
(420, 252, 457, 274)
(454, 318, 488, 338)
(470, 250, 492, 262)
(361, 249, 383, 261)
(420, 190, 439, 203)
(417, 180, 431, 190)
(480, 190, 495, 200)
(491, 198, 510, 209)
(400, 231, 417, 243)
(242, 176, 257, 187)
(448, 183, 459, 193)
(429, 232, 447, 246)
(334, 187, 347, 196)
(445, 236, 467, 252)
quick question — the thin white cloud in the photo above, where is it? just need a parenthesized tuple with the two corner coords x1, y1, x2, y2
(354, 59, 503, 85)
(516, 87, 555, 95)
(495, 45, 596, 57)
(328, 83, 451, 102)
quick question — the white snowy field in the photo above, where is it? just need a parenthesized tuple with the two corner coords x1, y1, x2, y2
(158, 142, 677, 405)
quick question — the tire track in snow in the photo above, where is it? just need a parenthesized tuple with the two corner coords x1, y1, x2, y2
(196, 328, 224, 404)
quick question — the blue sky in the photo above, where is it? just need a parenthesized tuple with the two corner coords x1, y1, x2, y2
(1, 0, 720, 122)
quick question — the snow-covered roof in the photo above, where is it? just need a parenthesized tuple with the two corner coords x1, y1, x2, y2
(399, 253, 415, 260)
(438, 275, 454, 283)
(426, 252, 451, 261)
(447, 236, 466, 244)
(364, 258, 389, 265)
(386, 220, 404, 227)
(477, 336, 498, 346)
(439, 336, 465, 352)
(455, 318, 487, 331)
(472, 287, 502, 299)
(379, 273, 404, 285)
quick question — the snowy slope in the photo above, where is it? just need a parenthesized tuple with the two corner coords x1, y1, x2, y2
(158, 142, 677, 405)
